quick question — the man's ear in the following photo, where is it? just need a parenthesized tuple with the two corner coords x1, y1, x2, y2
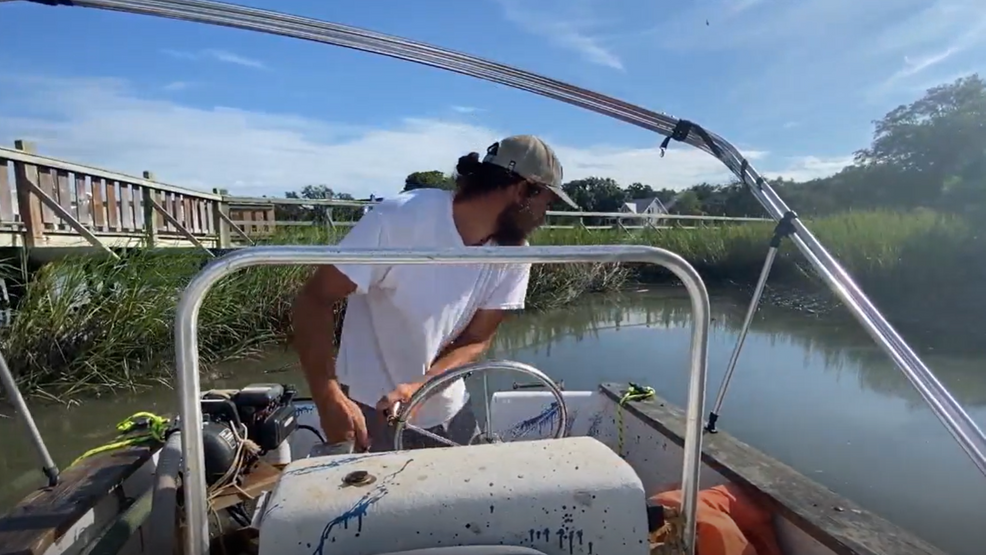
(499, 180, 522, 203)
(509, 179, 532, 202)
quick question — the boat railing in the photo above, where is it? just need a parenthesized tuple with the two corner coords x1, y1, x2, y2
(172, 245, 712, 555)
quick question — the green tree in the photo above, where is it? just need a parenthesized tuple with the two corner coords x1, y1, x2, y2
(403, 170, 455, 192)
(560, 177, 626, 222)
(280, 184, 361, 223)
(854, 74, 986, 210)
(626, 182, 656, 200)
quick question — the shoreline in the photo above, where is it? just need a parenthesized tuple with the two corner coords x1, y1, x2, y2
(1, 208, 981, 399)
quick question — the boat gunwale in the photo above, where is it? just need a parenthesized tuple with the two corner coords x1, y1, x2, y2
(0, 445, 155, 555)
(599, 383, 948, 555)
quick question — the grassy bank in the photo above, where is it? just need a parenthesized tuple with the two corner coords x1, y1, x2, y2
(2, 208, 979, 398)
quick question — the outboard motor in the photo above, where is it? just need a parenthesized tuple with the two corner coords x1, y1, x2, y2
(199, 383, 299, 487)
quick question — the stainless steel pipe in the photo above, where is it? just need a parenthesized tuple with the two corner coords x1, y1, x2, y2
(174, 245, 712, 555)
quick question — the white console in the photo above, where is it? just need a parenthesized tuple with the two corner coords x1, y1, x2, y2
(258, 437, 649, 555)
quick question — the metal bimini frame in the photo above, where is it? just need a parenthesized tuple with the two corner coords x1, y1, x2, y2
(18, 0, 983, 478)
(173, 246, 712, 555)
(1, 0, 983, 552)
(0, 350, 60, 487)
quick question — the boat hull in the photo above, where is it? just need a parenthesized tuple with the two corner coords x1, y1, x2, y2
(0, 383, 947, 555)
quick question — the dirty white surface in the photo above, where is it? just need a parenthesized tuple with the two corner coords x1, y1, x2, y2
(259, 437, 649, 555)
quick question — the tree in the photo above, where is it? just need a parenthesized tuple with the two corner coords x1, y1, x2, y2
(626, 182, 656, 200)
(280, 184, 361, 223)
(403, 170, 454, 192)
(854, 74, 986, 209)
(669, 190, 702, 215)
(559, 177, 627, 222)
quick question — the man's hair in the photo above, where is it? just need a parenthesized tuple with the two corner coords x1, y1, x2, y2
(453, 152, 527, 201)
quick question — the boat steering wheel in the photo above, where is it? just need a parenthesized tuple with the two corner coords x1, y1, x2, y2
(392, 360, 568, 451)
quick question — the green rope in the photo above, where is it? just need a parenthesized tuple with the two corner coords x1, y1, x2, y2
(616, 382, 655, 458)
(71, 412, 170, 467)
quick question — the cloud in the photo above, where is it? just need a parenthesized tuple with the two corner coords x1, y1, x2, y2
(869, 3, 986, 96)
(161, 48, 267, 69)
(634, 0, 986, 114)
(496, 0, 624, 70)
(163, 81, 192, 92)
(761, 155, 854, 183)
(723, 0, 766, 17)
(450, 105, 484, 114)
(0, 74, 847, 198)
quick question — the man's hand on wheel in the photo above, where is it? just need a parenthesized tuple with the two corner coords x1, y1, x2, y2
(376, 382, 422, 423)
(318, 383, 369, 452)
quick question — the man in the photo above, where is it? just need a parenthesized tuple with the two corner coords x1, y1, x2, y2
(291, 135, 579, 454)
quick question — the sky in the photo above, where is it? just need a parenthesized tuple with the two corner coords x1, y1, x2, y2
(1, 0, 984, 199)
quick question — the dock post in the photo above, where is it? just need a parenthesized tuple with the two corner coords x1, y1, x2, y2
(212, 188, 231, 248)
(142, 171, 158, 248)
(12, 140, 44, 249)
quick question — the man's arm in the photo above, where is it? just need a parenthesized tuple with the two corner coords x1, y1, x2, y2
(290, 266, 357, 408)
(291, 205, 391, 408)
(421, 308, 511, 383)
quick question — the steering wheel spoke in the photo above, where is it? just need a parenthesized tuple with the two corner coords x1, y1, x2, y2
(392, 360, 568, 451)
(403, 423, 461, 447)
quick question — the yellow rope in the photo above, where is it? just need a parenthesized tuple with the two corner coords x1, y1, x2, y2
(617, 383, 655, 457)
(71, 411, 170, 467)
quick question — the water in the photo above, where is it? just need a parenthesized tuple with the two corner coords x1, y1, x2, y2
(2, 289, 985, 555)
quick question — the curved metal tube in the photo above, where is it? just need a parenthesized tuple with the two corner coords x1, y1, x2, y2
(392, 359, 569, 450)
(174, 245, 711, 555)
(20, 0, 985, 482)
(18, 0, 986, 479)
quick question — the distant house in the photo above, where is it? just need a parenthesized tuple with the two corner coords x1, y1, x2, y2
(620, 196, 668, 215)
(614, 196, 668, 227)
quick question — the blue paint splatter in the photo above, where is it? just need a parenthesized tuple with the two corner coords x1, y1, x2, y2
(505, 402, 560, 440)
(285, 453, 389, 476)
(505, 403, 578, 440)
(310, 458, 414, 555)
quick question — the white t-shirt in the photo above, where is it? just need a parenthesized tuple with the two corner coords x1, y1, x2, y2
(333, 189, 531, 429)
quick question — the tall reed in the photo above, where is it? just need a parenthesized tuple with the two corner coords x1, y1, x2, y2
(1, 209, 974, 398)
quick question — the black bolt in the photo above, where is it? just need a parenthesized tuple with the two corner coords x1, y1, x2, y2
(343, 470, 370, 485)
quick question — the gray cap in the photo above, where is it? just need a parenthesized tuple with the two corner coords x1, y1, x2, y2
(482, 135, 579, 210)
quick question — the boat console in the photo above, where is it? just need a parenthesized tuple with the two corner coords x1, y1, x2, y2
(258, 437, 649, 555)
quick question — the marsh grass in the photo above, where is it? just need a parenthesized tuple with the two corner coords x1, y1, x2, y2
(2, 209, 977, 398)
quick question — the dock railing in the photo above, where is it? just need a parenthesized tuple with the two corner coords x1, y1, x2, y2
(0, 141, 770, 257)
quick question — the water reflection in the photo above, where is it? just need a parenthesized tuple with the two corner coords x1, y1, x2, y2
(2, 290, 985, 555)
(491, 289, 986, 409)
(487, 289, 986, 555)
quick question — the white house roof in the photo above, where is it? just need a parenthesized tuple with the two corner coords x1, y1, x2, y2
(621, 196, 668, 214)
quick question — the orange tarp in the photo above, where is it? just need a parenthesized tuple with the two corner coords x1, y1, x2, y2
(651, 484, 783, 555)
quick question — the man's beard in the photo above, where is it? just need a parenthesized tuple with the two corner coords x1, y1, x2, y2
(491, 200, 542, 246)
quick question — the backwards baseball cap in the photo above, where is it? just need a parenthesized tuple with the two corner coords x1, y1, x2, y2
(482, 135, 580, 210)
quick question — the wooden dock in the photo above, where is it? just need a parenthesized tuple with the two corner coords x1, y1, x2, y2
(0, 141, 770, 263)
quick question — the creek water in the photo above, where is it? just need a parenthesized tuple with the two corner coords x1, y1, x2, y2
(2, 289, 985, 555)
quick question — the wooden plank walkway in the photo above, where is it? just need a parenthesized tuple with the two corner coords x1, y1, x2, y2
(0, 141, 771, 261)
